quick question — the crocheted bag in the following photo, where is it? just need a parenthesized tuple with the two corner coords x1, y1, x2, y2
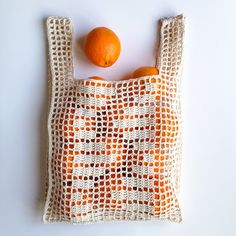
(43, 14, 185, 224)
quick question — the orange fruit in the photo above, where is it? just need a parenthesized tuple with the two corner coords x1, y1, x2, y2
(89, 76, 106, 81)
(132, 66, 159, 78)
(84, 27, 121, 67)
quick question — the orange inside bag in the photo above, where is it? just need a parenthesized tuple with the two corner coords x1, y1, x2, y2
(59, 76, 180, 218)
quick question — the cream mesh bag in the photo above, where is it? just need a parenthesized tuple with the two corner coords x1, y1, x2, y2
(43, 14, 185, 224)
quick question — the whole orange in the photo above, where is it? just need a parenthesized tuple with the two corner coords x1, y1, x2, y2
(84, 27, 121, 67)
(132, 66, 159, 78)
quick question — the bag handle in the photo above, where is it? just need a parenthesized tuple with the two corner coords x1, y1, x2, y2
(157, 15, 185, 77)
(46, 16, 74, 93)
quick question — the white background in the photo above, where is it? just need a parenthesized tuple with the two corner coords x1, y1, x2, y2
(0, 0, 236, 235)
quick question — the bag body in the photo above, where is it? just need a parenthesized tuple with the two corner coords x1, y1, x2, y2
(43, 15, 185, 224)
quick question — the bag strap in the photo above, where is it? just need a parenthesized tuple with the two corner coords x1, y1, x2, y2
(157, 15, 185, 77)
(46, 16, 74, 93)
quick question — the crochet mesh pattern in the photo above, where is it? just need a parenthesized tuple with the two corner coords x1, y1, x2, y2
(43, 15, 185, 224)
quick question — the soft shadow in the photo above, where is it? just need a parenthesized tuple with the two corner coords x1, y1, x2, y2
(76, 35, 88, 62)
(154, 20, 161, 68)
(34, 16, 50, 221)
(74, 35, 92, 73)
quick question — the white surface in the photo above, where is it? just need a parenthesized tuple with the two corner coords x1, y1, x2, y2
(0, 0, 236, 235)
